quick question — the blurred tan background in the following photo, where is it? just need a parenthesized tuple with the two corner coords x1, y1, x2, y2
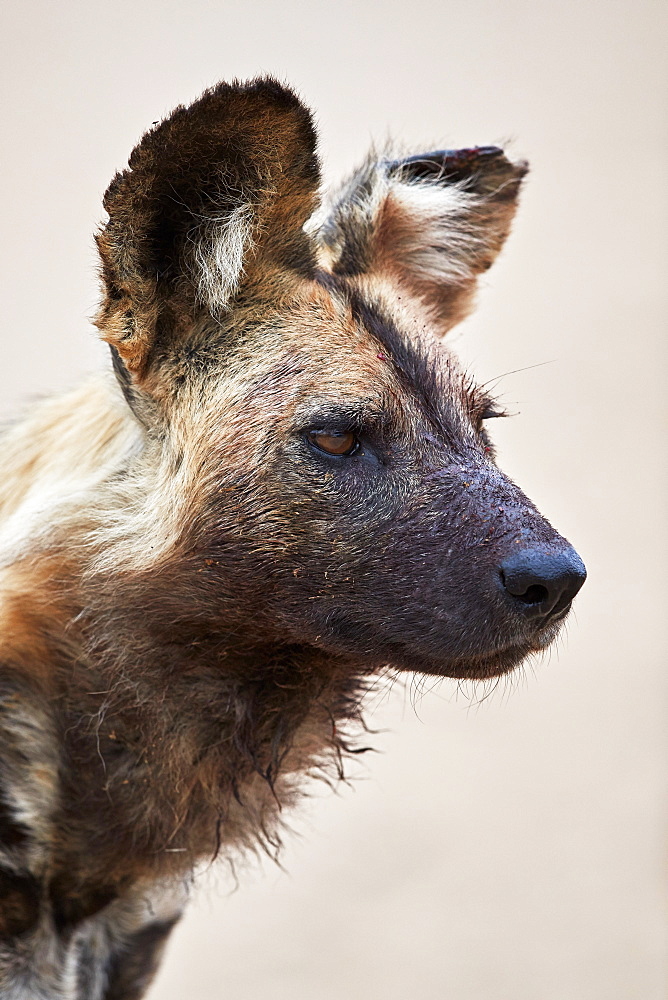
(1, 1, 666, 997)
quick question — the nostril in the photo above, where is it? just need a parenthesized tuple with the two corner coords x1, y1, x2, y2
(499, 570, 549, 606)
(517, 583, 549, 606)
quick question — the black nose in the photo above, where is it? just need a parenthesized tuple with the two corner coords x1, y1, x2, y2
(499, 546, 586, 621)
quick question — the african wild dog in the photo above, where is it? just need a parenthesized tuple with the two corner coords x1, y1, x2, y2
(0, 78, 585, 998)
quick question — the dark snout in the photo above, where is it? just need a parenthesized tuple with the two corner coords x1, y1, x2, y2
(499, 546, 586, 622)
(276, 460, 586, 680)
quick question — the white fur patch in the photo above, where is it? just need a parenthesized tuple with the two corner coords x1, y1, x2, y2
(385, 180, 486, 285)
(191, 203, 253, 314)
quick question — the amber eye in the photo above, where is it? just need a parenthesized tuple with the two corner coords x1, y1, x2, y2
(308, 430, 358, 456)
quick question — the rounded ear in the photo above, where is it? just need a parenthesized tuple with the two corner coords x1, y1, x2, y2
(316, 146, 527, 336)
(95, 78, 321, 377)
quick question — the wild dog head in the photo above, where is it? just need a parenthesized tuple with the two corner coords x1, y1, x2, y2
(95, 78, 585, 683)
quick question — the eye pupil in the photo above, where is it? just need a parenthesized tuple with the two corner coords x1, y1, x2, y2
(309, 431, 357, 455)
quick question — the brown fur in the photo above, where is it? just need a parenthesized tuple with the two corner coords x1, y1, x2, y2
(0, 79, 584, 998)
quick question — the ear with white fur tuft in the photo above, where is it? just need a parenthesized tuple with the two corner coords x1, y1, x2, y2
(316, 146, 527, 335)
(95, 78, 320, 378)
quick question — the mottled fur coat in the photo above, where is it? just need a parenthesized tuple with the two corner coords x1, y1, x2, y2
(0, 79, 585, 998)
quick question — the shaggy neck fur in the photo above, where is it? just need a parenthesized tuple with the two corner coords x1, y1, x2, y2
(0, 376, 369, 905)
